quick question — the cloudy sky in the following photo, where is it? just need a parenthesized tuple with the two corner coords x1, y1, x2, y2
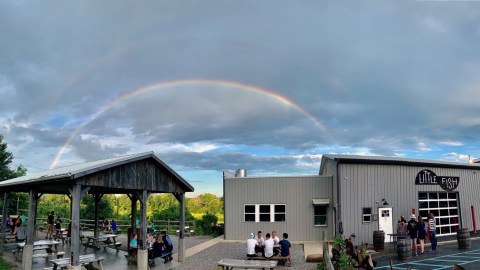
(1, 1, 480, 196)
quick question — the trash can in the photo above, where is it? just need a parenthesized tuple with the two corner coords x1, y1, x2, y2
(397, 236, 411, 260)
(373, 230, 385, 251)
(457, 228, 471, 250)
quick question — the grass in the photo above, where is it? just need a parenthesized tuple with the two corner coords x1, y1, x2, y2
(0, 258, 9, 270)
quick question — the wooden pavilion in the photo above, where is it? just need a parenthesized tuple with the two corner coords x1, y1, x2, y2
(0, 152, 194, 270)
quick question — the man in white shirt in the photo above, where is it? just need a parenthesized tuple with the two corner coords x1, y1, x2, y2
(272, 230, 280, 255)
(254, 231, 265, 254)
(264, 233, 274, 258)
(246, 233, 257, 257)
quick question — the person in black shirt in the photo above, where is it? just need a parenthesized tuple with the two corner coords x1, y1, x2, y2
(407, 214, 419, 256)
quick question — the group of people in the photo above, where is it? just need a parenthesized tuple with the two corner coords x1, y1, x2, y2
(397, 212, 437, 256)
(246, 230, 291, 266)
(129, 231, 174, 263)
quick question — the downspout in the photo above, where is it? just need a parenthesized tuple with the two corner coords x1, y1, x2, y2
(335, 160, 342, 236)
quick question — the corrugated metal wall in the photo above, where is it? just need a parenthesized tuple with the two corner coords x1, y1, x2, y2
(337, 163, 480, 245)
(224, 175, 333, 241)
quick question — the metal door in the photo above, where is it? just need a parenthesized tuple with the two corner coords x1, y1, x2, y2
(378, 207, 393, 242)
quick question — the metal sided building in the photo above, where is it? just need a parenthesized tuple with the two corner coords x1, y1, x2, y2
(223, 169, 334, 241)
(224, 155, 480, 244)
(320, 154, 480, 245)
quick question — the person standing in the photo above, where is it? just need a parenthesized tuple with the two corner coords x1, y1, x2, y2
(246, 233, 257, 257)
(407, 214, 419, 256)
(397, 215, 407, 236)
(54, 216, 62, 237)
(110, 220, 117, 234)
(428, 213, 437, 252)
(417, 215, 426, 254)
(46, 211, 55, 240)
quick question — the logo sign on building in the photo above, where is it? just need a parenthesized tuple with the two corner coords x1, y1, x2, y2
(415, 169, 459, 191)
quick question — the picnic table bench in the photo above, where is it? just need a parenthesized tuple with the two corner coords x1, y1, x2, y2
(13, 240, 63, 261)
(82, 234, 121, 252)
(124, 249, 173, 266)
(246, 255, 289, 266)
(1, 233, 17, 243)
(217, 258, 277, 269)
(46, 254, 105, 270)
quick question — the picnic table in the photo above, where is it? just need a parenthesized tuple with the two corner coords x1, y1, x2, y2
(217, 258, 277, 269)
(48, 254, 105, 270)
(14, 240, 63, 261)
(82, 234, 121, 252)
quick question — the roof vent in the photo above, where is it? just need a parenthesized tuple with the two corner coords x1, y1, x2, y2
(235, 169, 247, 177)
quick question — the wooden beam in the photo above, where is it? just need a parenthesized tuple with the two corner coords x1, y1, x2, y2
(93, 194, 103, 237)
(139, 190, 148, 250)
(70, 184, 82, 266)
(177, 192, 185, 262)
(0, 192, 9, 255)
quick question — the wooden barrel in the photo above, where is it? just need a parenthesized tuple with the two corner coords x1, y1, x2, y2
(397, 236, 411, 260)
(457, 228, 471, 249)
(373, 230, 385, 251)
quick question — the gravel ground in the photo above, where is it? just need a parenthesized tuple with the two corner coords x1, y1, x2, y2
(37, 230, 320, 269)
(175, 242, 320, 270)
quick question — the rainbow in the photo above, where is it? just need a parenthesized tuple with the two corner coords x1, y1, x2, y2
(49, 79, 327, 169)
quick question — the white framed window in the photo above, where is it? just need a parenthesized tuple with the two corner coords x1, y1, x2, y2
(418, 192, 459, 236)
(244, 204, 286, 222)
(314, 205, 327, 226)
(362, 208, 372, 223)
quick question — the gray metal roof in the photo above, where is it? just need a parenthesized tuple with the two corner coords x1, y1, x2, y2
(0, 151, 194, 192)
(321, 154, 480, 170)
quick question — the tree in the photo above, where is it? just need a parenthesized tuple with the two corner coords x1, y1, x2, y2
(0, 134, 27, 214)
(151, 204, 194, 222)
(0, 133, 27, 181)
(80, 195, 114, 221)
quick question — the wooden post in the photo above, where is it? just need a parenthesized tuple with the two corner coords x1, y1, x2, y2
(70, 185, 87, 267)
(173, 192, 185, 262)
(0, 191, 9, 255)
(23, 189, 39, 270)
(93, 194, 103, 237)
(137, 190, 149, 270)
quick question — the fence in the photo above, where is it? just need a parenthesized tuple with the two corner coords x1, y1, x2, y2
(35, 218, 195, 235)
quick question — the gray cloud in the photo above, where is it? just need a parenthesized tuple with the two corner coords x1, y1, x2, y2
(1, 0, 480, 178)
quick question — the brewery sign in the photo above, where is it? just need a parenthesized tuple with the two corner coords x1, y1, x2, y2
(415, 169, 459, 191)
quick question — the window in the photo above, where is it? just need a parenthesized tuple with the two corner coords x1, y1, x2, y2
(244, 204, 286, 222)
(314, 205, 327, 226)
(418, 191, 459, 236)
(274, 205, 286, 222)
(362, 208, 372, 223)
(244, 205, 255, 222)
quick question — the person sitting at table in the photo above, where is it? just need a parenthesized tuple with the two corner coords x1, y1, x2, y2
(279, 233, 292, 266)
(264, 233, 274, 258)
(254, 230, 265, 254)
(15, 223, 25, 242)
(246, 232, 257, 257)
(148, 235, 164, 264)
(129, 233, 138, 256)
(272, 230, 280, 256)
(160, 231, 174, 262)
